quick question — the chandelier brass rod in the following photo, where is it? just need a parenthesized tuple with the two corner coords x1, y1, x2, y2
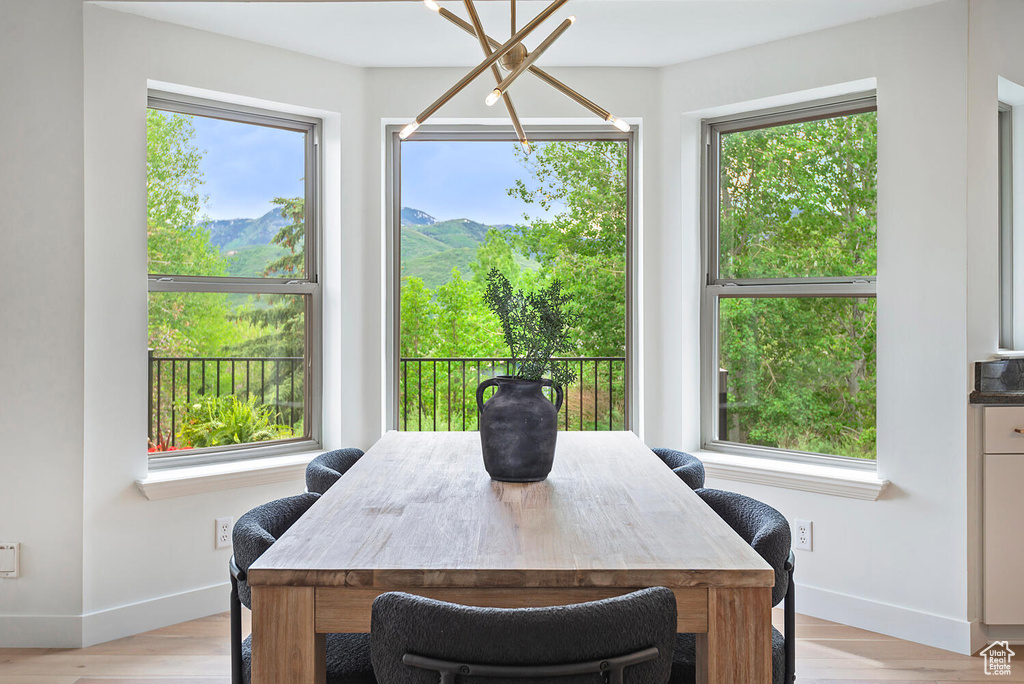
(411, 0, 570, 128)
(527, 68, 612, 120)
(436, 6, 613, 121)
(463, 0, 529, 148)
(489, 15, 574, 102)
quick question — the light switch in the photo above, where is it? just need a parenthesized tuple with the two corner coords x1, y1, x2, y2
(0, 543, 20, 578)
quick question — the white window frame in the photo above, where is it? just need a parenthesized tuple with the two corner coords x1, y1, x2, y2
(146, 92, 323, 469)
(700, 93, 878, 469)
(383, 124, 639, 433)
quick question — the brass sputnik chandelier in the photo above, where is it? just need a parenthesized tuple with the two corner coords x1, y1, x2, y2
(399, 0, 630, 151)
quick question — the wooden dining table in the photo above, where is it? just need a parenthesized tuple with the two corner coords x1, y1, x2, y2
(247, 431, 774, 684)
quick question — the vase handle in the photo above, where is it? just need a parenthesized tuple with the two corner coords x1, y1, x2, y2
(541, 378, 564, 413)
(477, 378, 500, 415)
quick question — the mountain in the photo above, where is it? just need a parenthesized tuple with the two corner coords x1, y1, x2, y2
(200, 205, 528, 288)
(400, 209, 534, 289)
(225, 244, 290, 278)
(204, 207, 290, 252)
(401, 207, 437, 226)
(414, 218, 491, 249)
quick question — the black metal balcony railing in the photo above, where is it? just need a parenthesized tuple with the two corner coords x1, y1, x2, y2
(398, 357, 627, 432)
(149, 354, 629, 447)
(148, 353, 304, 447)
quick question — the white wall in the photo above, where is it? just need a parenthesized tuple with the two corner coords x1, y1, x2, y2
(660, 1, 976, 653)
(0, 0, 86, 647)
(78, 6, 369, 645)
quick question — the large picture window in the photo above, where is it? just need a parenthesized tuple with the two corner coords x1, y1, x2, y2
(146, 93, 321, 466)
(389, 127, 634, 432)
(702, 96, 878, 463)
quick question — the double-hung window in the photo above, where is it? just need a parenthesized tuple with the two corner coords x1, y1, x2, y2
(146, 93, 321, 466)
(702, 95, 878, 464)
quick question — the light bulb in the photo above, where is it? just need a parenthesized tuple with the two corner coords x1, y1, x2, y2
(485, 89, 502, 107)
(608, 116, 630, 133)
(521, 140, 532, 154)
(568, 15, 577, 24)
(424, 0, 441, 11)
(399, 121, 420, 140)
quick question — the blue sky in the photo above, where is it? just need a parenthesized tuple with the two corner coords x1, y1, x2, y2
(401, 141, 556, 226)
(191, 115, 305, 221)
(190, 115, 554, 226)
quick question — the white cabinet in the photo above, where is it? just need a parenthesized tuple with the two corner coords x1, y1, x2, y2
(984, 407, 1024, 624)
(983, 406, 1024, 453)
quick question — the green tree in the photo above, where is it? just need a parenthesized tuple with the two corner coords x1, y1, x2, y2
(400, 276, 439, 358)
(145, 109, 231, 356)
(507, 141, 628, 357)
(717, 112, 878, 458)
(229, 196, 307, 359)
(470, 229, 524, 289)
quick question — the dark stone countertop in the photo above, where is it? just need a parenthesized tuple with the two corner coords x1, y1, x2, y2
(969, 390, 1024, 405)
(971, 359, 1024, 404)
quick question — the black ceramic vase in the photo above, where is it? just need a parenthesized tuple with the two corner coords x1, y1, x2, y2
(476, 376, 564, 482)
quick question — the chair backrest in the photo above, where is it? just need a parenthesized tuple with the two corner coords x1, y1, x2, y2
(651, 448, 705, 490)
(306, 447, 365, 494)
(370, 588, 677, 684)
(232, 492, 320, 608)
(696, 488, 791, 606)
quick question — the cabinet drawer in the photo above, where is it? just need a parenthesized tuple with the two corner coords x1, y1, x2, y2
(984, 407, 1024, 453)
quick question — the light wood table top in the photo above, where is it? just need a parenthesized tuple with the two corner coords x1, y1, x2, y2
(248, 431, 773, 590)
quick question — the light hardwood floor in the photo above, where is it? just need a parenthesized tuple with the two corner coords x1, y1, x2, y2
(0, 608, 1018, 683)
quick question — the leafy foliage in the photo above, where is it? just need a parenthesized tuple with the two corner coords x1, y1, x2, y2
(398, 141, 630, 431)
(483, 269, 579, 386)
(146, 111, 306, 449)
(508, 141, 627, 356)
(229, 196, 306, 358)
(717, 112, 877, 459)
(146, 110, 233, 357)
(176, 395, 295, 448)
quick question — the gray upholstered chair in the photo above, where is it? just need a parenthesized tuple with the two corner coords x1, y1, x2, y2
(229, 493, 376, 684)
(669, 488, 795, 684)
(370, 588, 677, 684)
(306, 447, 365, 494)
(651, 448, 705, 490)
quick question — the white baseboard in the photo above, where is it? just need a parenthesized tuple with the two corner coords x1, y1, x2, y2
(82, 582, 229, 646)
(3, 580, 985, 656)
(797, 582, 973, 654)
(0, 583, 229, 648)
(0, 614, 83, 648)
(979, 622, 1024, 648)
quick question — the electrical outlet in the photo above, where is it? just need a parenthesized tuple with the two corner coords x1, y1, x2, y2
(0, 543, 20, 578)
(794, 519, 813, 551)
(215, 517, 233, 550)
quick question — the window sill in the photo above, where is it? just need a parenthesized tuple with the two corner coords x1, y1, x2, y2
(135, 450, 320, 500)
(693, 450, 889, 500)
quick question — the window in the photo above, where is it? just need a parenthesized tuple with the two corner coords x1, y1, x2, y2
(702, 96, 878, 464)
(1000, 101, 1015, 348)
(388, 127, 634, 433)
(146, 93, 321, 466)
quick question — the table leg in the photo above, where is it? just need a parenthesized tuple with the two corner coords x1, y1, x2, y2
(696, 587, 772, 684)
(252, 586, 325, 684)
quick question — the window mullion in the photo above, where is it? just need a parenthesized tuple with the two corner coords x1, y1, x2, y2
(148, 278, 317, 296)
(709, 282, 877, 298)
